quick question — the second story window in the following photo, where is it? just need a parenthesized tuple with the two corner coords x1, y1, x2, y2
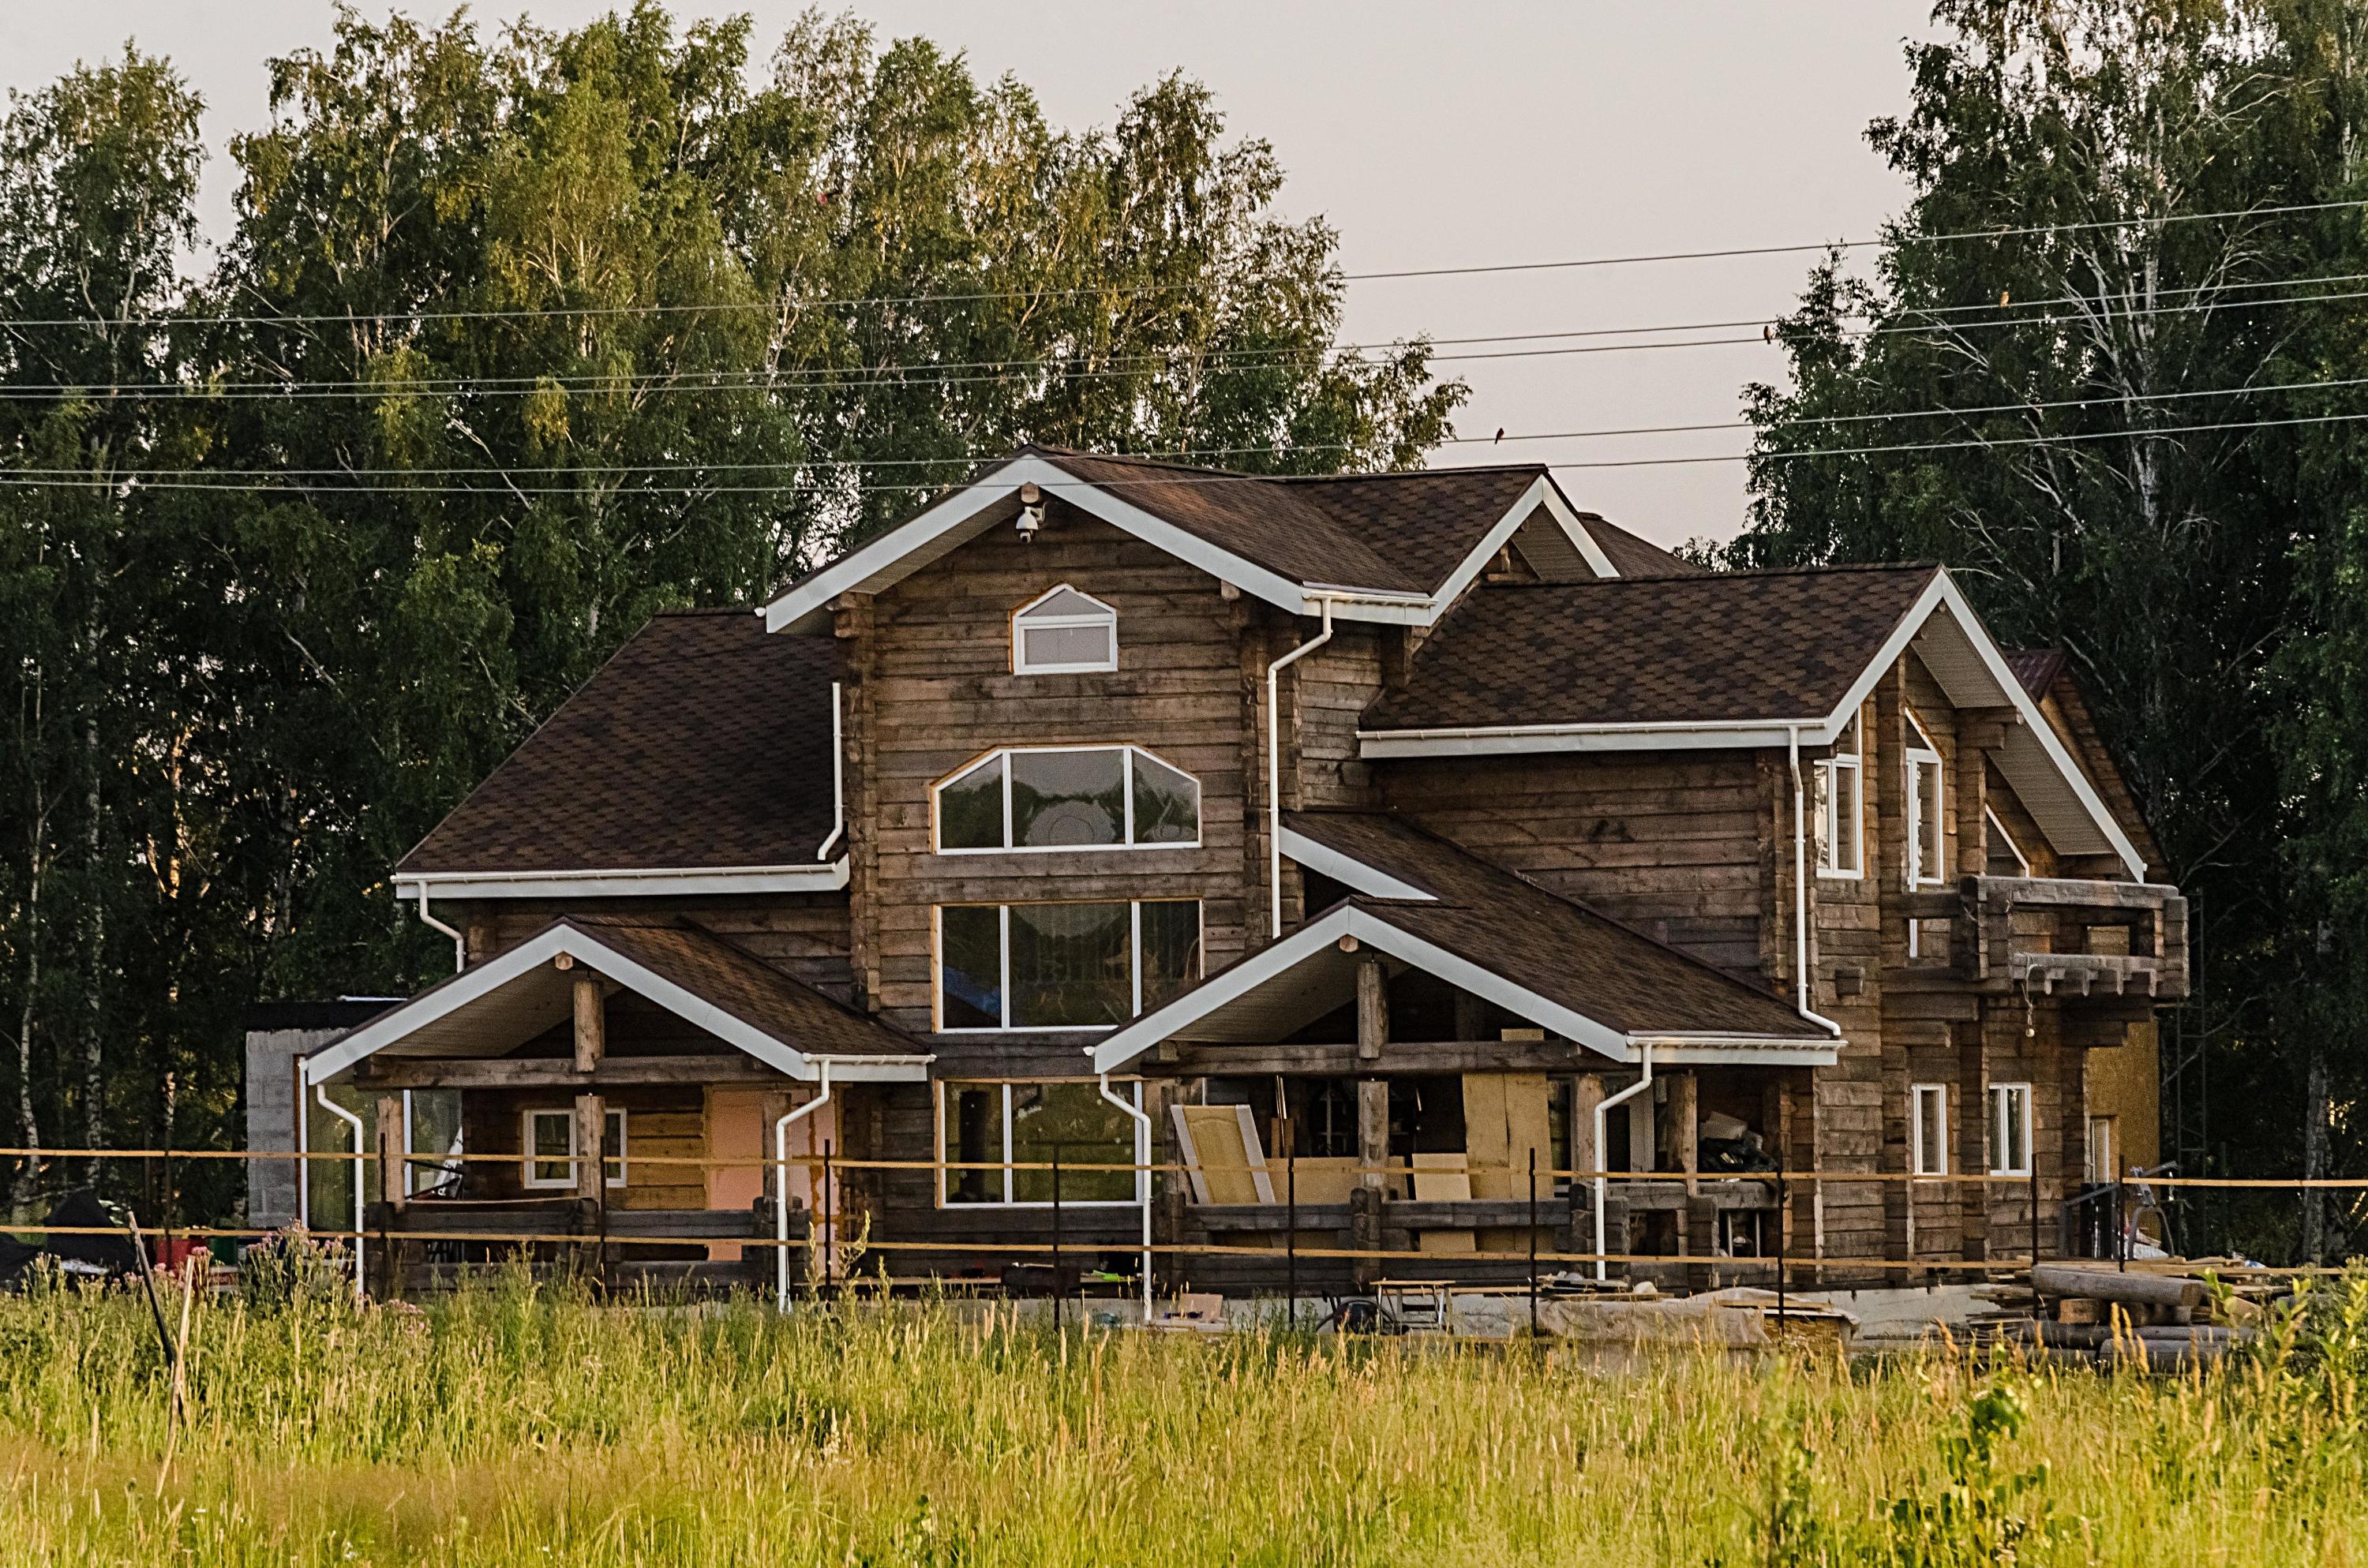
(1012, 585, 1117, 673)
(1905, 711, 1945, 885)
(936, 745, 1200, 852)
(1814, 714, 1864, 878)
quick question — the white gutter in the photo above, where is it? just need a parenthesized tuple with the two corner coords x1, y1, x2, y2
(1785, 727, 1845, 1036)
(774, 1060, 835, 1311)
(314, 1084, 366, 1298)
(1592, 1042, 1653, 1283)
(1097, 1073, 1155, 1323)
(1265, 597, 1336, 938)
(815, 682, 845, 861)
(398, 863, 849, 900)
(415, 883, 466, 974)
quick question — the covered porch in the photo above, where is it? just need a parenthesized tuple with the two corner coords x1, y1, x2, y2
(298, 914, 932, 1297)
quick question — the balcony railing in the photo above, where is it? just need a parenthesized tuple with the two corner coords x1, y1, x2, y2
(1904, 874, 2188, 1001)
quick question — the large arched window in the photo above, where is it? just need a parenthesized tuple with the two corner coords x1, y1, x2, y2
(935, 744, 1200, 852)
(1011, 585, 1117, 673)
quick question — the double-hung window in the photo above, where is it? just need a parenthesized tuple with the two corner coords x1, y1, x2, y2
(1814, 714, 1864, 878)
(936, 745, 1199, 852)
(1987, 1083, 2033, 1178)
(937, 899, 1202, 1031)
(1909, 1083, 1948, 1177)
(939, 1080, 1145, 1205)
(1905, 712, 1946, 885)
(1011, 585, 1117, 673)
(522, 1107, 626, 1189)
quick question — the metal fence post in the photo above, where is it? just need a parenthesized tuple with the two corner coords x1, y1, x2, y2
(1527, 1147, 1539, 1338)
(1051, 1149, 1063, 1332)
(1286, 1151, 1298, 1330)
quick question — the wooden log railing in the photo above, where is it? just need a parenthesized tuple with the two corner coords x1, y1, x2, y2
(1901, 874, 2189, 1001)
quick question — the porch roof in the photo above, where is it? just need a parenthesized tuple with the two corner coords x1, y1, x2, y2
(1092, 811, 1838, 1073)
(302, 916, 933, 1086)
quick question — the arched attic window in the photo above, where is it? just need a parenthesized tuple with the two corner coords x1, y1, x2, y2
(1012, 584, 1117, 674)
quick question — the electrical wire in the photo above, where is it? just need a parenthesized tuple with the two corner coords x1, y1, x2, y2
(0, 197, 2358, 331)
(0, 407, 2354, 495)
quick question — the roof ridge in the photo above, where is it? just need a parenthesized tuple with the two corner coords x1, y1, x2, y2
(1457, 560, 1943, 589)
(1034, 443, 1549, 488)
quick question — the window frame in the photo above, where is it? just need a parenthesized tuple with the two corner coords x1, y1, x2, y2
(520, 1106, 627, 1190)
(1987, 1083, 2033, 1178)
(1909, 1083, 1949, 1177)
(932, 743, 1201, 855)
(1905, 710, 1946, 886)
(1010, 583, 1118, 675)
(1814, 714, 1864, 879)
(935, 1078, 1146, 1208)
(932, 898, 1204, 1033)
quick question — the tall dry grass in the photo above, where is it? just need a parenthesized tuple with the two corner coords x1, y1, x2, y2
(0, 1260, 2363, 1566)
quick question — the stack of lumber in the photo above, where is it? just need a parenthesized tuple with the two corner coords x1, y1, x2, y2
(2003, 1264, 2257, 1369)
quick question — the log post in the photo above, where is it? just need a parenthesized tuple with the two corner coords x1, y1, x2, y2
(574, 1092, 608, 1203)
(572, 971, 605, 1073)
(1355, 956, 1390, 1285)
(1572, 1073, 1604, 1184)
(375, 1094, 407, 1211)
(1671, 1072, 1699, 1198)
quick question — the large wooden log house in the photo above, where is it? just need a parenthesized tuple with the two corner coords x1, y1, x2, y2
(298, 447, 2184, 1297)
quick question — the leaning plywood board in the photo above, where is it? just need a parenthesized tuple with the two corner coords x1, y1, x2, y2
(1411, 1152, 1478, 1255)
(1171, 1104, 1276, 1207)
(1466, 1072, 1553, 1252)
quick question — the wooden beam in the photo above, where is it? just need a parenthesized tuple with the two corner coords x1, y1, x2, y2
(1572, 1073, 1604, 1181)
(572, 973, 605, 1073)
(573, 1092, 607, 1204)
(1355, 956, 1387, 1063)
(1671, 1071, 1699, 1197)
(355, 1054, 789, 1090)
(375, 1095, 407, 1211)
(1357, 1080, 1389, 1194)
(1170, 1040, 1579, 1077)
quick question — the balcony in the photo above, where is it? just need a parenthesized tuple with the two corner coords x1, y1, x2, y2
(1905, 875, 2188, 1001)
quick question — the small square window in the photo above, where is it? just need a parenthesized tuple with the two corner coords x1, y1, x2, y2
(522, 1107, 626, 1189)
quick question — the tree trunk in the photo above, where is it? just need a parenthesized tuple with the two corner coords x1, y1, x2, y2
(2301, 1046, 2330, 1265)
(82, 708, 103, 1166)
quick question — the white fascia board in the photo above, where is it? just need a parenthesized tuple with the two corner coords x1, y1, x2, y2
(1090, 913, 1356, 1073)
(305, 923, 933, 1087)
(398, 862, 849, 899)
(1359, 722, 1808, 758)
(1418, 476, 1618, 624)
(1277, 827, 1438, 902)
(1808, 571, 2144, 878)
(762, 455, 1429, 631)
(1536, 477, 1621, 578)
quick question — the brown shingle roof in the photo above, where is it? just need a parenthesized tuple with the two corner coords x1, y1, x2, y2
(399, 610, 837, 876)
(564, 915, 923, 1059)
(1573, 511, 1704, 578)
(1285, 810, 1820, 1040)
(1031, 447, 1549, 595)
(1362, 564, 1940, 732)
(2004, 647, 2067, 696)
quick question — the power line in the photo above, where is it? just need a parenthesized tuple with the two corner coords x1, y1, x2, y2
(0, 198, 2359, 331)
(9, 271, 2366, 404)
(0, 407, 2355, 495)
(7, 369, 2360, 481)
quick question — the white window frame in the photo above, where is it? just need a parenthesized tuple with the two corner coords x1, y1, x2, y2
(1905, 711, 1946, 886)
(933, 899, 1204, 1033)
(1011, 583, 1118, 674)
(1987, 1083, 2033, 1178)
(1984, 806, 2033, 877)
(1815, 714, 1864, 879)
(932, 743, 1201, 855)
(1909, 1083, 1948, 1177)
(520, 1106, 627, 1190)
(2086, 1114, 2116, 1184)
(935, 1078, 1147, 1208)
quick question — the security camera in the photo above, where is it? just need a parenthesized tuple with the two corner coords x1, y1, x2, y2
(1017, 481, 1044, 541)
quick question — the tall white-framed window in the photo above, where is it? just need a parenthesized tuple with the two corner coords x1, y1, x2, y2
(938, 1079, 1146, 1207)
(935, 744, 1200, 853)
(1909, 1083, 1949, 1177)
(1987, 1083, 2033, 1177)
(1905, 711, 1946, 886)
(1814, 713, 1864, 878)
(522, 1106, 627, 1189)
(1011, 584, 1118, 673)
(1984, 806, 2033, 878)
(935, 899, 1202, 1031)
(2086, 1115, 2116, 1184)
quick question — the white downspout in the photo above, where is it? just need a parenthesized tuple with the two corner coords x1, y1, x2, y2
(815, 682, 845, 861)
(1265, 597, 1336, 938)
(296, 1055, 311, 1229)
(1098, 1073, 1154, 1323)
(774, 1060, 835, 1311)
(1592, 1042, 1654, 1283)
(314, 1083, 366, 1298)
(1785, 726, 1844, 1035)
(412, 883, 466, 974)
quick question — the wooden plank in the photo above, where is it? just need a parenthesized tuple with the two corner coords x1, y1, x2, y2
(357, 1055, 789, 1089)
(1977, 875, 2170, 911)
(1169, 1040, 1580, 1076)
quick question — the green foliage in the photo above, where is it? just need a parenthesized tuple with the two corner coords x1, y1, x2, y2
(1723, 0, 2368, 1256)
(0, 6, 1464, 1206)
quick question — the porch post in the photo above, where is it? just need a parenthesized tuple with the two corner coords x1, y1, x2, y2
(574, 1093, 608, 1203)
(374, 1094, 407, 1300)
(1354, 952, 1389, 1287)
(572, 972, 605, 1072)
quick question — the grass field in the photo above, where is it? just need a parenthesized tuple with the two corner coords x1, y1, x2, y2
(1, 1261, 2364, 1566)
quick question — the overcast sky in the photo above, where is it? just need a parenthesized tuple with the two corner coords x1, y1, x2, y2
(2, 2, 1933, 545)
